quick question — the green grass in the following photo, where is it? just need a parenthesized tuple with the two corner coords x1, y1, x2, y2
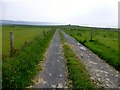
(0, 26, 2, 52)
(62, 26, 119, 71)
(0, 26, 2, 88)
(2, 25, 50, 55)
(59, 31, 95, 89)
(2, 26, 55, 88)
(0, 25, 2, 53)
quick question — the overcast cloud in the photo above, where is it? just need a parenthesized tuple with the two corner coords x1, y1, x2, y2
(1, 0, 119, 28)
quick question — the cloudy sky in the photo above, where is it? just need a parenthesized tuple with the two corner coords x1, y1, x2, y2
(1, 0, 119, 28)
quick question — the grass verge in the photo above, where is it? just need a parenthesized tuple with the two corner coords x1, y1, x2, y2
(59, 31, 95, 89)
(2, 29, 55, 88)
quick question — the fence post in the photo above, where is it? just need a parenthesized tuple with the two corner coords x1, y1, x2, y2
(90, 30, 93, 41)
(43, 28, 46, 36)
(10, 32, 14, 55)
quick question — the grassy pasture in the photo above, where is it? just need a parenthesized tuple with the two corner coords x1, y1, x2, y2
(2, 25, 50, 55)
(62, 26, 119, 71)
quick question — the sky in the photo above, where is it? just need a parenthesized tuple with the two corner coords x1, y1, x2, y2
(0, 0, 119, 28)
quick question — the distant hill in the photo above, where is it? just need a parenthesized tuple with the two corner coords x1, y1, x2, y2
(0, 20, 59, 25)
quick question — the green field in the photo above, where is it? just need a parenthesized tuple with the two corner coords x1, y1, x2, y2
(2, 25, 119, 88)
(62, 26, 119, 71)
(2, 25, 51, 55)
(0, 26, 2, 55)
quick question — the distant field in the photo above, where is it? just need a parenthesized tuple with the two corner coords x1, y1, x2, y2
(2, 26, 50, 55)
(62, 26, 119, 71)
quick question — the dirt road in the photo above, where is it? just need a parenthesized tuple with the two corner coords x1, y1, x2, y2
(31, 30, 119, 88)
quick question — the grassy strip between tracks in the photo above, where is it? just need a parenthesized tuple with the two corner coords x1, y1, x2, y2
(59, 31, 95, 89)
(2, 29, 55, 88)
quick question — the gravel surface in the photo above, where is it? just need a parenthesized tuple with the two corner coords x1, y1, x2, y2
(62, 31, 120, 88)
(32, 30, 68, 88)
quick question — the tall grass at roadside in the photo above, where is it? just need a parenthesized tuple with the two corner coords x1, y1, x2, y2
(59, 31, 95, 89)
(2, 29, 55, 88)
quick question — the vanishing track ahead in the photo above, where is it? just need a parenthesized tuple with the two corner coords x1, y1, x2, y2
(32, 30, 119, 88)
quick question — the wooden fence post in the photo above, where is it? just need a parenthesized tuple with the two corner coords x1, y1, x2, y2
(43, 28, 46, 36)
(10, 32, 14, 54)
(90, 30, 93, 41)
